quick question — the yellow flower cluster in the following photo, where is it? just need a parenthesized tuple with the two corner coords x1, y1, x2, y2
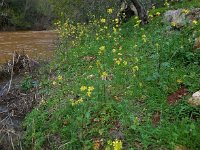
(134, 16, 141, 28)
(70, 98, 84, 106)
(192, 20, 198, 25)
(176, 79, 183, 84)
(182, 9, 189, 14)
(56, 20, 89, 47)
(80, 86, 95, 97)
(115, 18, 119, 24)
(113, 139, 123, 150)
(107, 8, 113, 14)
(100, 18, 106, 23)
(148, 14, 153, 19)
(57, 75, 63, 80)
(134, 19, 142, 28)
(101, 71, 108, 80)
(164, 0, 170, 7)
(132, 66, 139, 73)
(171, 21, 176, 27)
(156, 12, 161, 16)
(98, 46, 106, 55)
(52, 75, 63, 85)
(114, 58, 122, 65)
(106, 139, 123, 150)
(80, 86, 87, 91)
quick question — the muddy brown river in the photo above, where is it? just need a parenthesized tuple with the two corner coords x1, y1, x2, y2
(0, 30, 58, 64)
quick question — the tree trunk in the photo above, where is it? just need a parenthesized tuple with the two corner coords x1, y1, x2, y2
(130, 0, 148, 25)
(120, 0, 148, 25)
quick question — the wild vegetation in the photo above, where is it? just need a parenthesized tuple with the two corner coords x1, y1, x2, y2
(0, 0, 53, 30)
(19, 0, 200, 149)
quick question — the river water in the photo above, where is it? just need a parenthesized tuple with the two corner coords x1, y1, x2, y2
(0, 30, 58, 64)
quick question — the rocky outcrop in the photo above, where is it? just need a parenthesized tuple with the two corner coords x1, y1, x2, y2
(163, 8, 200, 28)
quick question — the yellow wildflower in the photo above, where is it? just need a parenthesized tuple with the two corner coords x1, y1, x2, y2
(156, 12, 161, 16)
(99, 46, 105, 51)
(116, 60, 121, 65)
(171, 21, 176, 27)
(87, 91, 92, 97)
(123, 61, 127, 65)
(101, 72, 108, 80)
(57, 75, 63, 81)
(182, 9, 189, 14)
(80, 86, 87, 91)
(118, 53, 122, 56)
(88, 86, 94, 92)
(107, 8, 113, 14)
(99, 46, 106, 55)
(192, 20, 198, 25)
(133, 66, 139, 72)
(164, 1, 170, 7)
(100, 18, 106, 23)
(96, 60, 101, 67)
(142, 34, 146, 38)
(148, 14, 153, 18)
(112, 49, 116, 53)
(70, 98, 84, 106)
(113, 139, 122, 150)
(113, 27, 117, 33)
(177, 79, 183, 84)
(77, 98, 83, 103)
(115, 18, 119, 24)
(52, 81, 57, 85)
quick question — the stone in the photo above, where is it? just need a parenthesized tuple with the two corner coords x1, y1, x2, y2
(188, 90, 200, 107)
(164, 9, 187, 28)
(193, 37, 200, 50)
(163, 8, 200, 28)
(175, 145, 187, 150)
(192, 90, 200, 97)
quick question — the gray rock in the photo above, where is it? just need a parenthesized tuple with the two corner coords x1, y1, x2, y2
(163, 8, 200, 28)
(188, 90, 200, 107)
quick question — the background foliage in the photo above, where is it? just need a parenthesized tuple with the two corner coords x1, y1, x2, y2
(0, 0, 53, 30)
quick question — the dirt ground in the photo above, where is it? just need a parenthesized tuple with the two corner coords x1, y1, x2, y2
(0, 53, 40, 149)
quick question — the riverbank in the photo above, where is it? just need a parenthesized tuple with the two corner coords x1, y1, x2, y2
(0, 29, 58, 148)
(0, 53, 42, 149)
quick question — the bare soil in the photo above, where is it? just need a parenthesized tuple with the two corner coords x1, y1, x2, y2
(0, 53, 41, 149)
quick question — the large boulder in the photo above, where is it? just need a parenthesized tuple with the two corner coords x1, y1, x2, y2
(163, 8, 200, 28)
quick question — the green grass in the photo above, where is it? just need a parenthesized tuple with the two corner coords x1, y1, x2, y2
(23, 1, 200, 149)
